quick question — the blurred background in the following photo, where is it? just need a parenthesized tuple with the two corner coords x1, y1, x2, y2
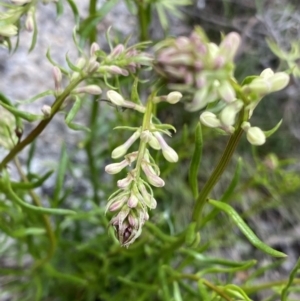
(0, 0, 300, 300)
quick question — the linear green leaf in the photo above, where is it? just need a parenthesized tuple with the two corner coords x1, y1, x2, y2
(189, 122, 203, 199)
(264, 119, 282, 138)
(11, 170, 53, 190)
(0, 101, 43, 121)
(208, 200, 287, 258)
(53, 144, 68, 207)
(28, 10, 38, 52)
(281, 257, 300, 301)
(0, 171, 75, 216)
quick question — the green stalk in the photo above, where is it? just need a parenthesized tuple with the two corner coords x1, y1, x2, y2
(135, 99, 153, 178)
(136, 0, 150, 42)
(89, 0, 97, 44)
(192, 117, 244, 229)
(0, 76, 85, 170)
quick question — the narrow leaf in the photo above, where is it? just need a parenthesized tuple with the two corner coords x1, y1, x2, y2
(189, 123, 203, 198)
(67, 0, 80, 25)
(28, 11, 38, 52)
(264, 119, 282, 138)
(208, 200, 287, 258)
(281, 257, 300, 301)
(53, 144, 68, 206)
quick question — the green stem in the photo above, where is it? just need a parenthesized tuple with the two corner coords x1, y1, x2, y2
(136, 1, 149, 42)
(89, 0, 97, 44)
(241, 278, 300, 294)
(0, 76, 85, 170)
(192, 121, 244, 229)
(135, 99, 153, 178)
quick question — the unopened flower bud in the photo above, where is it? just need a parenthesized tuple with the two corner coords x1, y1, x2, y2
(90, 42, 100, 56)
(141, 162, 165, 187)
(105, 160, 129, 174)
(0, 24, 18, 37)
(53, 66, 62, 92)
(111, 44, 125, 57)
(41, 105, 51, 117)
(244, 78, 271, 95)
(200, 111, 221, 128)
(260, 68, 274, 79)
(242, 122, 266, 145)
(87, 59, 100, 73)
(166, 91, 182, 104)
(117, 174, 133, 189)
(74, 85, 102, 95)
(107, 90, 125, 106)
(107, 65, 129, 76)
(111, 130, 141, 159)
(218, 81, 236, 103)
(25, 12, 34, 32)
(153, 132, 178, 163)
(269, 72, 289, 92)
(127, 193, 139, 208)
(219, 32, 241, 61)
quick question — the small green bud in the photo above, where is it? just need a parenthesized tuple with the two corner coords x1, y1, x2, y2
(200, 111, 221, 128)
(166, 91, 182, 104)
(107, 90, 125, 106)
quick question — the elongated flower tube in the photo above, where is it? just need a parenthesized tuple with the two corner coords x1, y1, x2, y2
(111, 130, 141, 159)
(141, 162, 165, 187)
(105, 160, 130, 175)
(153, 132, 178, 163)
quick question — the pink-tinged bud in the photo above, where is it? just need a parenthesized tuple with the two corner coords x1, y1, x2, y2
(107, 65, 129, 76)
(195, 73, 206, 88)
(200, 112, 221, 128)
(117, 173, 134, 189)
(185, 88, 209, 112)
(153, 132, 178, 163)
(269, 72, 289, 92)
(41, 105, 51, 117)
(213, 56, 225, 69)
(168, 54, 194, 66)
(111, 130, 141, 159)
(111, 44, 125, 57)
(218, 81, 236, 103)
(141, 162, 165, 187)
(107, 90, 125, 106)
(90, 42, 100, 56)
(109, 199, 125, 212)
(0, 24, 18, 37)
(105, 194, 128, 213)
(74, 85, 102, 95)
(260, 68, 274, 79)
(184, 71, 194, 85)
(25, 12, 34, 32)
(219, 32, 241, 61)
(175, 36, 191, 48)
(53, 66, 62, 92)
(128, 213, 138, 227)
(127, 193, 139, 208)
(137, 182, 153, 209)
(105, 160, 129, 174)
(87, 58, 100, 73)
(166, 91, 182, 104)
(242, 122, 266, 145)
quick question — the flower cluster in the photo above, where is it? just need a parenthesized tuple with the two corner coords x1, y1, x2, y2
(105, 90, 182, 246)
(155, 27, 290, 146)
